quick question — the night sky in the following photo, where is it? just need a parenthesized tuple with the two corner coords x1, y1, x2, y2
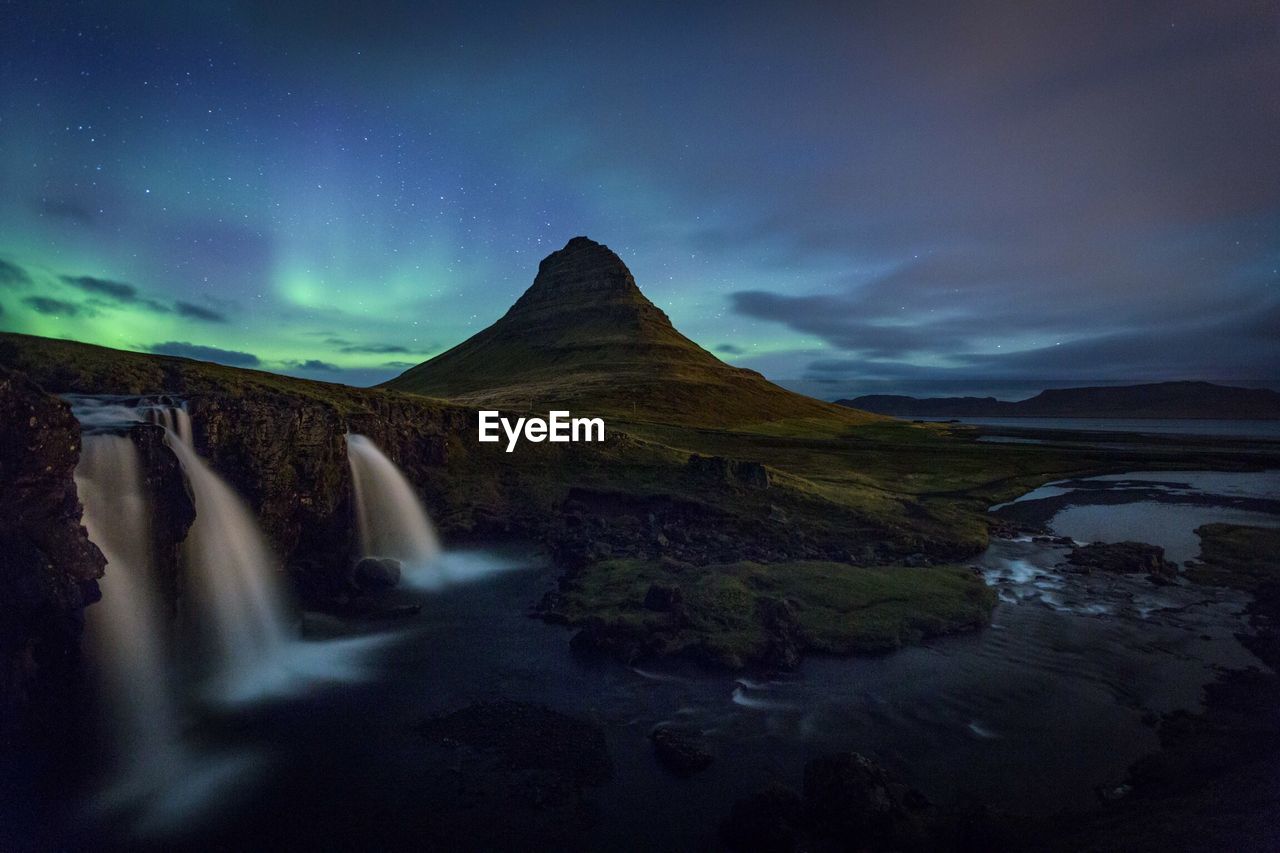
(2, 1, 1277, 397)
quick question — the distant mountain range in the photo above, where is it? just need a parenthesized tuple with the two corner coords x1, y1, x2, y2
(838, 382, 1280, 420)
(385, 236, 873, 428)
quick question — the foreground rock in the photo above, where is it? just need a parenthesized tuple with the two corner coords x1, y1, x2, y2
(1066, 541, 1178, 583)
(415, 701, 612, 849)
(649, 725, 714, 777)
(350, 556, 402, 591)
(721, 752, 952, 852)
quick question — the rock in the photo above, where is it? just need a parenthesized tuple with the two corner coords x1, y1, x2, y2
(756, 596, 803, 670)
(1066, 541, 1178, 582)
(642, 581, 683, 612)
(417, 700, 612, 787)
(0, 367, 105, 737)
(686, 454, 771, 489)
(720, 782, 805, 853)
(803, 751, 898, 842)
(415, 700, 612, 848)
(803, 751, 933, 850)
(351, 556, 402, 591)
(649, 725, 713, 777)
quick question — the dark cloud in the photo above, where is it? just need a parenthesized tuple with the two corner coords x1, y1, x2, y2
(175, 301, 229, 323)
(149, 341, 260, 367)
(285, 358, 341, 372)
(23, 296, 81, 316)
(0, 259, 31, 287)
(715, 343, 744, 355)
(324, 338, 413, 354)
(59, 275, 172, 313)
(60, 275, 136, 301)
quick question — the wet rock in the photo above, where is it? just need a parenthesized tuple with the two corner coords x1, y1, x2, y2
(351, 556, 402, 591)
(720, 782, 805, 853)
(1066, 541, 1178, 582)
(649, 725, 713, 777)
(415, 701, 612, 848)
(129, 422, 195, 616)
(804, 752, 898, 841)
(803, 752, 934, 850)
(417, 700, 612, 787)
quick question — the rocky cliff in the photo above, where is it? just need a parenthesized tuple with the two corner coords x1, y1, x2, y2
(0, 367, 104, 740)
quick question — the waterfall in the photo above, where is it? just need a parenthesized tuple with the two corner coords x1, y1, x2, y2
(346, 434, 441, 565)
(75, 435, 183, 790)
(157, 411, 291, 692)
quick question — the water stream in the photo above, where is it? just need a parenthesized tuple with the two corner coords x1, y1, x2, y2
(346, 433, 441, 566)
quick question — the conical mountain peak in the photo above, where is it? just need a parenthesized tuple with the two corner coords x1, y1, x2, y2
(513, 236, 644, 308)
(384, 237, 860, 427)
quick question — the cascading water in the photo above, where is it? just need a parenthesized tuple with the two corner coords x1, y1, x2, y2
(346, 434, 441, 565)
(75, 434, 183, 795)
(156, 411, 291, 692)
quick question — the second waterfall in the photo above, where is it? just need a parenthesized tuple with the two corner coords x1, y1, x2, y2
(346, 434, 441, 567)
(156, 409, 292, 695)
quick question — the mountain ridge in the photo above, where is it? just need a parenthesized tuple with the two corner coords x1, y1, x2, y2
(840, 381, 1280, 420)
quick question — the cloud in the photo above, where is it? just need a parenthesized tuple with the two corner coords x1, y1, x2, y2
(149, 341, 260, 367)
(60, 275, 136, 301)
(175, 301, 229, 323)
(715, 343, 744, 355)
(23, 296, 80, 316)
(284, 358, 340, 371)
(59, 274, 171, 313)
(324, 338, 413, 354)
(0, 259, 31, 287)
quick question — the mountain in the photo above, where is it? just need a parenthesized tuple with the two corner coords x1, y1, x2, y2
(385, 236, 871, 427)
(840, 381, 1280, 419)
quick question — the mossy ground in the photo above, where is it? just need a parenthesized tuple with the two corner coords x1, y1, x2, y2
(553, 558, 996, 668)
(1183, 523, 1280, 593)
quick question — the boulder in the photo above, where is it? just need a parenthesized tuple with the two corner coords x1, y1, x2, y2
(803, 752, 933, 850)
(351, 556, 402, 591)
(1066, 541, 1178, 582)
(649, 725, 713, 777)
(686, 454, 771, 489)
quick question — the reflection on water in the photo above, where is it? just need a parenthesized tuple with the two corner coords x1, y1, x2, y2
(1052, 502, 1280, 564)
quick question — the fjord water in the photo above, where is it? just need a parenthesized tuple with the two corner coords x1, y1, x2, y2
(346, 433, 441, 565)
